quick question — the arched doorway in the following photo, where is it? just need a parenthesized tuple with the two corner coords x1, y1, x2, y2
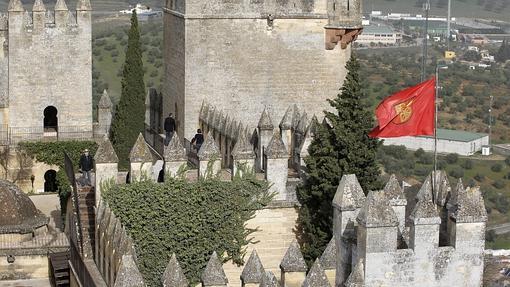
(43, 106, 58, 132)
(44, 170, 57, 192)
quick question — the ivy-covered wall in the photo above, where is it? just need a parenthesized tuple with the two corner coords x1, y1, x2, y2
(102, 176, 272, 286)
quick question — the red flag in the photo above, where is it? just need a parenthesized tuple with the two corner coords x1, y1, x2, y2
(369, 77, 435, 138)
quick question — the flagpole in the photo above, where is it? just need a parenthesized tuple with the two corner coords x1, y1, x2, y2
(434, 65, 448, 195)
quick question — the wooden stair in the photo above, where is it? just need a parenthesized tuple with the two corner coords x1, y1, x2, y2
(49, 252, 70, 287)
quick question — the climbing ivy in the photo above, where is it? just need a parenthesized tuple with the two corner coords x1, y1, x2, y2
(102, 174, 272, 286)
(19, 141, 98, 215)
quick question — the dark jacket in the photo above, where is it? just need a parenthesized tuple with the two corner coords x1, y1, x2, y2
(164, 117, 176, 132)
(192, 133, 204, 146)
(79, 155, 94, 172)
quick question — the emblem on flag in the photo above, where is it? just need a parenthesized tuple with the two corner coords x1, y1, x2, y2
(392, 99, 414, 124)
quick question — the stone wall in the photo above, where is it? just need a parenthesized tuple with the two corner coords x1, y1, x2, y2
(163, 8, 351, 139)
(6, 4, 92, 136)
(0, 254, 49, 280)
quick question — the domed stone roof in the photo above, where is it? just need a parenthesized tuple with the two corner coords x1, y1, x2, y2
(0, 180, 48, 234)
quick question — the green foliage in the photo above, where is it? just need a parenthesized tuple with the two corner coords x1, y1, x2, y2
(449, 168, 464, 179)
(492, 163, 503, 172)
(445, 153, 459, 164)
(19, 141, 98, 215)
(110, 11, 146, 170)
(496, 40, 510, 63)
(102, 175, 272, 286)
(461, 159, 473, 170)
(463, 50, 482, 62)
(493, 179, 506, 189)
(296, 55, 381, 264)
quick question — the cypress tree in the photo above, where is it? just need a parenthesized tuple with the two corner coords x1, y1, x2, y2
(495, 39, 510, 63)
(296, 55, 381, 263)
(110, 11, 146, 169)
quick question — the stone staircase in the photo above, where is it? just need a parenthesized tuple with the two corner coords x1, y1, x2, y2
(49, 251, 70, 286)
(223, 206, 299, 285)
(77, 185, 96, 259)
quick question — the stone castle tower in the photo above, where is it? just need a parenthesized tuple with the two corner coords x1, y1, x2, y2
(163, 0, 363, 139)
(0, 0, 92, 143)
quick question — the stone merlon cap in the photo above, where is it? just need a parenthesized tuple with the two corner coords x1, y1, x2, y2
(319, 236, 336, 270)
(76, 0, 92, 11)
(260, 271, 280, 287)
(207, 107, 216, 127)
(302, 259, 331, 287)
(258, 108, 274, 130)
(98, 90, 112, 109)
(33, 0, 46, 12)
(432, 170, 451, 207)
(383, 174, 406, 206)
(54, 0, 68, 11)
(8, 0, 24, 12)
(129, 133, 153, 163)
(201, 251, 228, 286)
(296, 113, 309, 134)
(454, 186, 488, 223)
(307, 115, 319, 136)
(280, 106, 294, 130)
(199, 101, 207, 121)
(113, 255, 145, 287)
(264, 132, 288, 159)
(94, 138, 119, 164)
(162, 253, 189, 287)
(345, 260, 364, 287)
(416, 175, 433, 202)
(279, 240, 307, 272)
(332, 174, 366, 211)
(164, 133, 187, 162)
(232, 135, 255, 160)
(357, 190, 398, 228)
(198, 135, 220, 160)
(240, 250, 265, 284)
(449, 178, 464, 209)
(410, 197, 441, 225)
(291, 105, 301, 130)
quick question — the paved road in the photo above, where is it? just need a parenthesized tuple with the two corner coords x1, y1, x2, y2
(488, 223, 510, 235)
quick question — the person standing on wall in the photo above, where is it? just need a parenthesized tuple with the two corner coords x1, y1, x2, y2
(191, 129, 204, 151)
(164, 113, 176, 146)
(79, 149, 94, 186)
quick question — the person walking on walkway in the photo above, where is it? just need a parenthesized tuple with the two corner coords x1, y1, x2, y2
(79, 149, 94, 185)
(164, 113, 176, 146)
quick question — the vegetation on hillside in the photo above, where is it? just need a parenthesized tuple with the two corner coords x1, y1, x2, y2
(102, 174, 272, 286)
(296, 56, 381, 264)
(110, 11, 147, 169)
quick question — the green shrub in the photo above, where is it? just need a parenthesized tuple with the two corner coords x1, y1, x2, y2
(449, 168, 464, 179)
(414, 148, 425, 158)
(461, 159, 473, 170)
(491, 163, 503, 172)
(445, 153, 459, 164)
(103, 175, 272, 286)
(493, 179, 506, 189)
(474, 173, 485, 182)
(414, 167, 428, 176)
(505, 156, 510, 166)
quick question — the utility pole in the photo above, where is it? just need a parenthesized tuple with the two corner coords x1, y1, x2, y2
(447, 0, 451, 51)
(421, 0, 430, 81)
(489, 95, 493, 150)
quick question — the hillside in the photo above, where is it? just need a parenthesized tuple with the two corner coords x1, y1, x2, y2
(0, 0, 163, 12)
(365, 0, 510, 22)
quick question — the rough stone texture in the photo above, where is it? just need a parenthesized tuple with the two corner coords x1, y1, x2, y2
(240, 250, 265, 284)
(410, 197, 441, 225)
(232, 134, 255, 160)
(332, 174, 366, 211)
(453, 186, 487, 223)
(258, 108, 274, 130)
(265, 132, 288, 159)
(279, 240, 307, 272)
(163, 1, 352, 140)
(0, 179, 48, 234)
(357, 190, 399, 228)
(279, 106, 294, 130)
(95, 138, 119, 164)
(164, 133, 187, 161)
(302, 259, 331, 287)
(54, 0, 68, 11)
(129, 133, 153, 163)
(265, 157, 288, 200)
(344, 260, 364, 287)
(162, 253, 189, 287)
(4, 3, 92, 136)
(320, 236, 336, 270)
(201, 251, 228, 286)
(198, 135, 220, 160)
(113, 255, 145, 287)
(383, 174, 406, 205)
(259, 271, 280, 287)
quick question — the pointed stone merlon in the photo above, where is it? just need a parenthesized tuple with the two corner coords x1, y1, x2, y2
(302, 259, 331, 287)
(257, 108, 274, 171)
(280, 240, 307, 287)
(113, 255, 145, 287)
(232, 135, 255, 179)
(163, 253, 189, 287)
(320, 237, 337, 287)
(344, 260, 364, 287)
(356, 190, 399, 259)
(32, 0, 46, 30)
(54, 0, 70, 27)
(201, 251, 228, 287)
(332, 174, 365, 286)
(164, 133, 188, 178)
(240, 250, 265, 287)
(129, 133, 153, 182)
(409, 196, 441, 254)
(279, 106, 294, 157)
(8, 0, 24, 12)
(94, 139, 118, 206)
(260, 271, 280, 287)
(76, 0, 92, 27)
(197, 135, 221, 178)
(97, 89, 113, 137)
(383, 174, 407, 234)
(264, 133, 289, 201)
(449, 186, 487, 251)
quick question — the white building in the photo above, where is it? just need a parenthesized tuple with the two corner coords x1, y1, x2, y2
(382, 128, 489, 156)
(357, 24, 401, 45)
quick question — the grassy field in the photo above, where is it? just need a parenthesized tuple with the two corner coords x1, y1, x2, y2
(364, 0, 510, 22)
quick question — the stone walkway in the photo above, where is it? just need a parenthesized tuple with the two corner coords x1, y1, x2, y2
(0, 279, 51, 287)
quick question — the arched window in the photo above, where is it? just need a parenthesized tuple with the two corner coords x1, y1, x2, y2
(44, 170, 57, 192)
(43, 106, 58, 132)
